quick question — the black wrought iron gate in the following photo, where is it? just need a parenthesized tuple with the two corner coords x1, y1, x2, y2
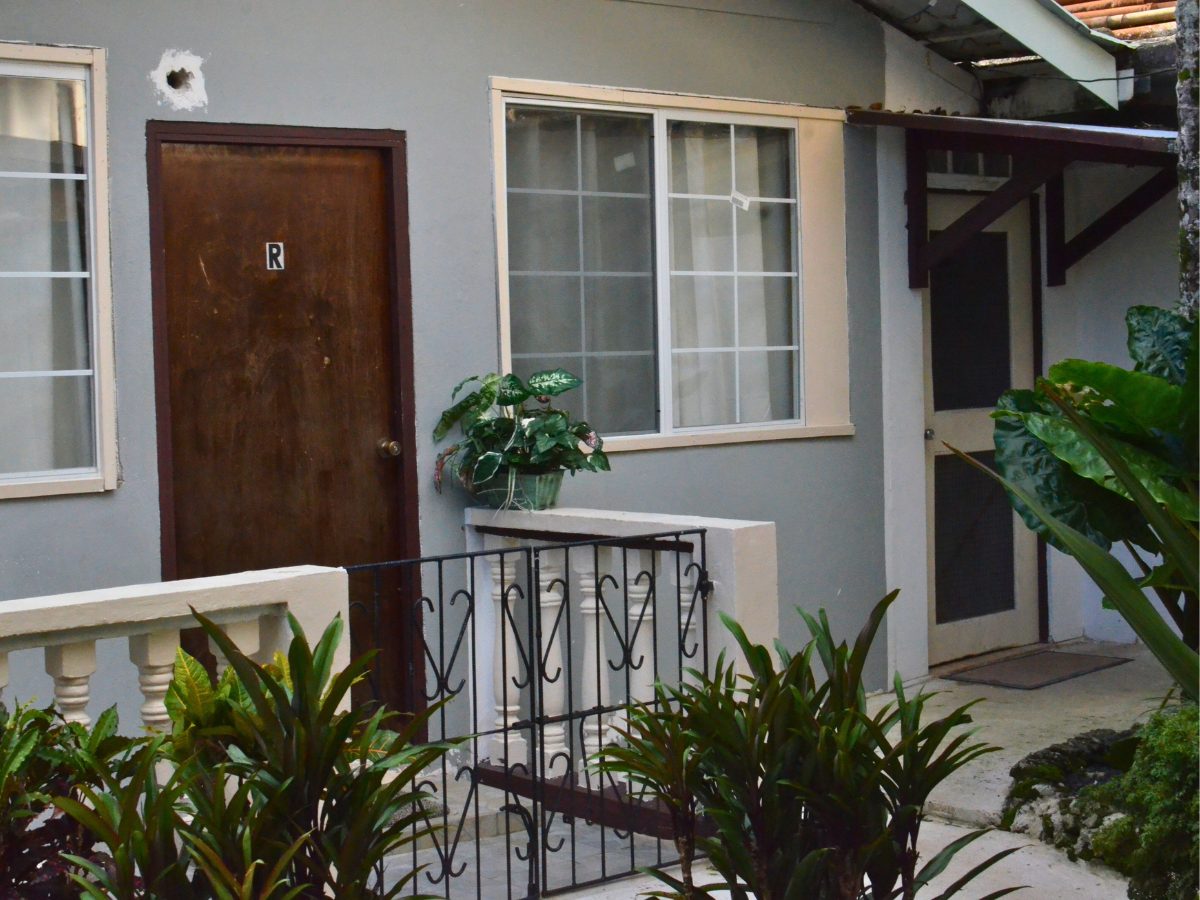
(346, 528, 711, 898)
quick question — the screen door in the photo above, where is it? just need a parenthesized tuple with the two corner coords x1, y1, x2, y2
(925, 195, 1038, 665)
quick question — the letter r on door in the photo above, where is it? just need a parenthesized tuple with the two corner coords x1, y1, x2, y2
(266, 242, 285, 270)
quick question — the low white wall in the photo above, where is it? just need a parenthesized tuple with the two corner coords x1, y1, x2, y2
(464, 506, 779, 730)
(1, 565, 350, 729)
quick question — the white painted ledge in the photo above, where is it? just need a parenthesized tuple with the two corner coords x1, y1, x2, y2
(0, 566, 349, 664)
(465, 507, 780, 657)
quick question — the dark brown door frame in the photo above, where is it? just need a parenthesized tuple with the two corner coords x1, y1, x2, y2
(145, 121, 421, 580)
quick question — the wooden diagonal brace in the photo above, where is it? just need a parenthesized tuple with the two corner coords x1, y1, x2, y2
(1045, 165, 1177, 286)
(908, 155, 1067, 288)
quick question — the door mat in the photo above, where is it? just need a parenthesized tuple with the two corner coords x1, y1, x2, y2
(946, 650, 1131, 690)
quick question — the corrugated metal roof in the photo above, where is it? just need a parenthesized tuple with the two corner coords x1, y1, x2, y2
(1054, 1, 1177, 42)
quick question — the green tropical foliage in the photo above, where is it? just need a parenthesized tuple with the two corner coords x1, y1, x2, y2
(970, 304, 1198, 700)
(0, 702, 135, 898)
(597, 592, 1022, 900)
(1089, 703, 1198, 900)
(47, 612, 453, 898)
(432, 369, 609, 494)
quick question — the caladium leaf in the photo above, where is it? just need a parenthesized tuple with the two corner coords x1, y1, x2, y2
(496, 374, 531, 406)
(431, 381, 498, 441)
(525, 368, 582, 397)
(471, 451, 503, 485)
(1126, 304, 1191, 385)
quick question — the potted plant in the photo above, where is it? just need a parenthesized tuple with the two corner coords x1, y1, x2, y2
(432, 369, 609, 510)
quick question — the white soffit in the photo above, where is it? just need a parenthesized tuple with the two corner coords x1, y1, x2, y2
(959, 0, 1120, 108)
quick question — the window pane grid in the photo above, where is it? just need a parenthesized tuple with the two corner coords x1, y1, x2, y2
(667, 120, 799, 428)
(0, 271, 91, 277)
(1, 68, 101, 481)
(511, 271, 651, 277)
(670, 192, 795, 204)
(0, 171, 88, 181)
(508, 187, 649, 200)
(506, 105, 657, 434)
(513, 350, 654, 359)
(505, 102, 802, 438)
(0, 370, 94, 378)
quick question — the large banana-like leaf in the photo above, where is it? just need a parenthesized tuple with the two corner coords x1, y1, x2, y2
(1048, 358, 1184, 433)
(1126, 305, 1192, 385)
(1020, 410, 1197, 521)
(951, 448, 1198, 702)
(1042, 384, 1198, 592)
(993, 390, 1154, 552)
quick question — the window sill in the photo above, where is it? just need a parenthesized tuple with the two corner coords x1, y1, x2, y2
(0, 473, 111, 500)
(604, 422, 855, 453)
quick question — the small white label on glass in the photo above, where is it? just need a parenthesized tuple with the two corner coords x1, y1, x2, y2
(613, 152, 636, 173)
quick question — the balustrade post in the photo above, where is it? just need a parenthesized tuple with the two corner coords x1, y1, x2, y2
(535, 548, 569, 777)
(487, 545, 527, 765)
(129, 630, 181, 733)
(573, 546, 611, 767)
(0, 652, 7, 704)
(209, 619, 261, 675)
(45, 641, 96, 726)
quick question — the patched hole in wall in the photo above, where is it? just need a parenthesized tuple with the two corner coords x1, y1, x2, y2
(150, 50, 208, 111)
(165, 68, 192, 91)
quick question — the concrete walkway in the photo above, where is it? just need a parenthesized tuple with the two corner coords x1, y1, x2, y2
(586, 821, 1128, 898)
(918, 640, 1172, 828)
(572, 640, 1170, 898)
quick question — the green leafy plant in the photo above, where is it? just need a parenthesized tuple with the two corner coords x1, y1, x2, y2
(959, 305, 1198, 700)
(0, 702, 134, 899)
(54, 612, 454, 898)
(56, 737, 196, 899)
(598, 592, 1022, 900)
(1089, 703, 1198, 900)
(432, 369, 609, 498)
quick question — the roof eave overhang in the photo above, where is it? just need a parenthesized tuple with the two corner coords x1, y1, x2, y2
(959, 0, 1123, 108)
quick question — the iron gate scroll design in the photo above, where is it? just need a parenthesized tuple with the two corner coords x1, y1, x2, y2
(346, 528, 711, 899)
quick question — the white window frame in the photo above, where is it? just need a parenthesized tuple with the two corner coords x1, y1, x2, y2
(490, 77, 852, 452)
(0, 43, 116, 499)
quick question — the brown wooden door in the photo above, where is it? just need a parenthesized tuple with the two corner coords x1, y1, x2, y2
(149, 126, 419, 710)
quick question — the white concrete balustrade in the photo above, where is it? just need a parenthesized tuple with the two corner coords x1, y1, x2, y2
(0, 566, 349, 731)
(466, 508, 779, 771)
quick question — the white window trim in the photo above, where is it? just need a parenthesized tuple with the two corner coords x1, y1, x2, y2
(0, 43, 116, 499)
(489, 77, 852, 452)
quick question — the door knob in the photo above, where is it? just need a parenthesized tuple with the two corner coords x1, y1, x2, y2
(924, 428, 936, 441)
(377, 439, 402, 458)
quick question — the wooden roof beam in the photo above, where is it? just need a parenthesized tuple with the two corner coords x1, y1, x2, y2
(960, 0, 1122, 108)
(1045, 164, 1177, 285)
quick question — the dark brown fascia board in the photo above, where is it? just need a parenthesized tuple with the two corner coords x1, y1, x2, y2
(847, 109, 1176, 164)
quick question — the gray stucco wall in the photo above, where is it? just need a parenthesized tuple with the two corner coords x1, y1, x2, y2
(1041, 163, 1180, 647)
(2, 0, 889, 709)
